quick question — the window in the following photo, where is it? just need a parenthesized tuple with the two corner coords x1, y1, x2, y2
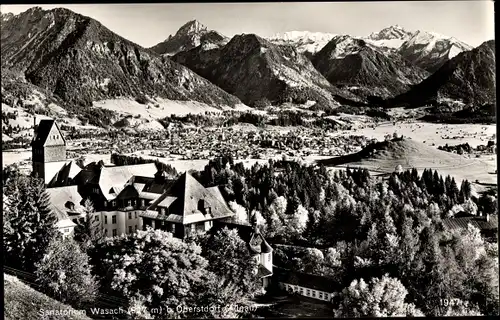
(127, 200, 131, 206)
(63, 228, 69, 233)
(319, 292, 323, 299)
(141, 199, 145, 207)
(112, 215, 117, 224)
(94, 215, 99, 222)
(135, 212, 137, 219)
(112, 201, 116, 207)
(160, 208, 165, 215)
(129, 226, 133, 234)
(104, 216, 108, 224)
(112, 229, 117, 236)
(312, 291, 316, 298)
(306, 289, 311, 296)
(268, 254, 271, 262)
(191, 224, 195, 233)
(300, 288, 304, 295)
(128, 212, 132, 219)
(104, 201, 107, 208)
(171, 223, 176, 233)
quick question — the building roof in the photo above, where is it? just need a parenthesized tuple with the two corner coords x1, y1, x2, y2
(43, 161, 70, 185)
(147, 172, 234, 225)
(211, 222, 273, 254)
(442, 215, 498, 231)
(47, 160, 82, 187)
(45, 186, 82, 225)
(31, 119, 66, 147)
(97, 163, 158, 201)
(257, 265, 273, 278)
(273, 267, 341, 293)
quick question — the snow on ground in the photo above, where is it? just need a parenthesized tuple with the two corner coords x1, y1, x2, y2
(340, 121, 496, 148)
(93, 98, 249, 118)
(2, 133, 13, 142)
(365, 38, 405, 49)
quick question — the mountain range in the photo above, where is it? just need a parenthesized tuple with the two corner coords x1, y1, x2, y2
(1, 8, 241, 109)
(0, 7, 495, 130)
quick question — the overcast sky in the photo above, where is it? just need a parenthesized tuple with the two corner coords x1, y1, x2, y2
(1, 2, 495, 47)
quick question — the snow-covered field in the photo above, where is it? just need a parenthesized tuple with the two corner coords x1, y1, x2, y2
(341, 121, 496, 148)
(93, 98, 250, 119)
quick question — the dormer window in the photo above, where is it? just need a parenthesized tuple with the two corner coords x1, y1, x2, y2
(65, 201, 75, 211)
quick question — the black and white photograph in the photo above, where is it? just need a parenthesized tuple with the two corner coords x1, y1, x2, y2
(1, 1, 497, 318)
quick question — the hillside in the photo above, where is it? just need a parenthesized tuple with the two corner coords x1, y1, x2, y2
(0, 8, 242, 110)
(312, 35, 429, 99)
(4, 273, 92, 320)
(149, 20, 229, 56)
(172, 33, 364, 108)
(390, 40, 496, 109)
(317, 138, 496, 185)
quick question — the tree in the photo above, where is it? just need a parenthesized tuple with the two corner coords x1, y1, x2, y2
(90, 228, 236, 319)
(35, 236, 98, 308)
(200, 227, 259, 296)
(333, 274, 424, 317)
(228, 201, 248, 223)
(3, 174, 58, 271)
(73, 199, 104, 251)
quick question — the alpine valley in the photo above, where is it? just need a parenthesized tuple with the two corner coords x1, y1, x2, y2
(2, 6, 498, 319)
(1, 7, 495, 152)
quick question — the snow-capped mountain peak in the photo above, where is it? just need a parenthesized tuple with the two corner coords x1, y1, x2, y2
(399, 30, 474, 72)
(176, 20, 207, 36)
(368, 25, 413, 41)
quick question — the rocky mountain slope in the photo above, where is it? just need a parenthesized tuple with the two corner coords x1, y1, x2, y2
(172, 33, 363, 107)
(312, 35, 429, 99)
(149, 20, 229, 56)
(389, 40, 496, 108)
(0, 8, 242, 110)
(399, 30, 473, 73)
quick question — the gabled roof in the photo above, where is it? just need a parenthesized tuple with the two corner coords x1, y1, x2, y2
(97, 164, 158, 201)
(147, 172, 234, 224)
(257, 265, 273, 278)
(31, 119, 66, 147)
(442, 215, 498, 231)
(43, 161, 69, 184)
(210, 223, 273, 254)
(45, 186, 83, 224)
(47, 161, 82, 187)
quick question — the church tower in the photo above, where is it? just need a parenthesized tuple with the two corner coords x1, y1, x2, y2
(32, 119, 67, 183)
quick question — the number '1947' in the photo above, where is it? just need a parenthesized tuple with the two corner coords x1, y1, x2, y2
(439, 298, 468, 307)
